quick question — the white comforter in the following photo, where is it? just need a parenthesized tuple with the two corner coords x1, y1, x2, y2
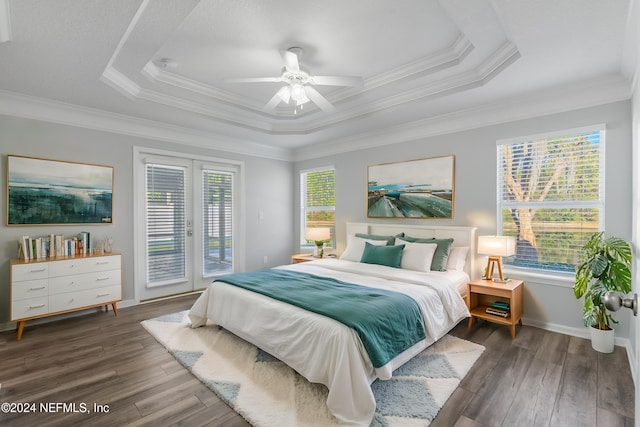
(188, 259, 469, 426)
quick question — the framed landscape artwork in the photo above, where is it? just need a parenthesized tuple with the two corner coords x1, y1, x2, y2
(7, 155, 114, 225)
(367, 155, 454, 219)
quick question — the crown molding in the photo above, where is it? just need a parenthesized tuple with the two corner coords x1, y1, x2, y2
(141, 62, 267, 112)
(106, 30, 477, 126)
(98, 40, 518, 137)
(101, 42, 513, 137)
(0, 0, 12, 42)
(293, 74, 632, 161)
(0, 90, 292, 161)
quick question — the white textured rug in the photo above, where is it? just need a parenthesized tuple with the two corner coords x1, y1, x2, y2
(141, 311, 484, 427)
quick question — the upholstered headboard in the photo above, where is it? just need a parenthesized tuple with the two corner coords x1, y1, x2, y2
(345, 222, 477, 278)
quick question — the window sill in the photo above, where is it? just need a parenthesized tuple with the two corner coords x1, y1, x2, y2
(502, 266, 575, 288)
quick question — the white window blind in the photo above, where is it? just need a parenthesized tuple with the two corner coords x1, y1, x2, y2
(145, 164, 186, 285)
(202, 169, 233, 276)
(300, 167, 335, 246)
(497, 126, 604, 272)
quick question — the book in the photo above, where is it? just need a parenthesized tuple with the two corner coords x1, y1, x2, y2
(486, 307, 509, 318)
(21, 236, 30, 260)
(491, 301, 510, 310)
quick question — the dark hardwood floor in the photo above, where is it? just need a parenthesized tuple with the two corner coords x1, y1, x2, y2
(0, 294, 634, 426)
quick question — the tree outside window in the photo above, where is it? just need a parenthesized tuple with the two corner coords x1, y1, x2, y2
(498, 127, 604, 272)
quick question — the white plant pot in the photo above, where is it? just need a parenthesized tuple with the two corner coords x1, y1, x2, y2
(590, 326, 615, 353)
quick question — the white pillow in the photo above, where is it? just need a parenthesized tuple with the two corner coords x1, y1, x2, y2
(340, 235, 388, 261)
(394, 238, 437, 272)
(447, 246, 469, 271)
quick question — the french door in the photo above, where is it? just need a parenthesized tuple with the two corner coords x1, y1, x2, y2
(134, 150, 241, 301)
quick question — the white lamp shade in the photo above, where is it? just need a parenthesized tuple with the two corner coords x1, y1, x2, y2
(477, 235, 516, 257)
(306, 227, 331, 242)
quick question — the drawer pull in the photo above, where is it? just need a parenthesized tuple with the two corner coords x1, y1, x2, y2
(29, 304, 45, 309)
(96, 261, 109, 265)
(29, 286, 46, 291)
(97, 293, 110, 297)
(96, 277, 110, 281)
(30, 268, 46, 273)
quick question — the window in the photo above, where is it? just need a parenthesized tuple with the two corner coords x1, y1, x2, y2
(300, 167, 335, 247)
(497, 125, 604, 272)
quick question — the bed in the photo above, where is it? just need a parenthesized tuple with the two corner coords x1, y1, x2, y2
(188, 223, 477, 426)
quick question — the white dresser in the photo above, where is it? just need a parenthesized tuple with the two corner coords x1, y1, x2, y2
(10, 253, 122, 340)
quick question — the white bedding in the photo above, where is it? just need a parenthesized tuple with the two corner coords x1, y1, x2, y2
(188, 258, 470, 426)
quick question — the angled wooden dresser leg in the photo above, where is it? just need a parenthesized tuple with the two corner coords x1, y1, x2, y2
(16, 321, 25, 341)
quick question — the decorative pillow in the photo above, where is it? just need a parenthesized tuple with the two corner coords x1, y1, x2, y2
(355, 232, 404, 246)
(360, 242, 405, 268)
(340, 235, 388, 262)
(446, 247, 469, 271)
(399, 236, 454, 271)
(394, 238, 437, 272)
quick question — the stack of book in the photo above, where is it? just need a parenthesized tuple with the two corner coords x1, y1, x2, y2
(486, 301, 510, 318)
(18, 232, 92, 260)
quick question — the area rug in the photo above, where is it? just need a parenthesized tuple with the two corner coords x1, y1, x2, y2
(141, 311, 484, 427)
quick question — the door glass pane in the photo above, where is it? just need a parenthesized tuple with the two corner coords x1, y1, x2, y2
(146, 164, 186, 285)
(202, 169, 233, 276)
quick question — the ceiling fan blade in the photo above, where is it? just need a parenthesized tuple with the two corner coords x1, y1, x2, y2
(281, 50, 300, 73)
(264, 92, 284, 111)
(276, 86, 291, 103)
(304, 86, 335, 113)
(224, 77, 283, 83)
(310, 75, 364, 87)
(264, 86, 291, 111)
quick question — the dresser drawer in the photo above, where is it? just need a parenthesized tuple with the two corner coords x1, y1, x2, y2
(49, 270, 121, 294)
(12, 263, 49, 282)
(48, 255, 121, 277)
(49, 285, 121, 313)
(12, 297, 49, 320)
(12, 279, 49, 301)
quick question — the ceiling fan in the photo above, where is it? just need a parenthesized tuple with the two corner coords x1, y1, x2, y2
(224, 47, 363, 114)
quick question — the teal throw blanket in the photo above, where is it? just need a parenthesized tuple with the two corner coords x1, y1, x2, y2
(217, 269, 426, 368)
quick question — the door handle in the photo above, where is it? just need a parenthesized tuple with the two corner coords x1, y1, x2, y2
(603, 291, 638, 316)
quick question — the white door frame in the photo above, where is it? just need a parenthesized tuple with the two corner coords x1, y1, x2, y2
(133, 146, 245, 303)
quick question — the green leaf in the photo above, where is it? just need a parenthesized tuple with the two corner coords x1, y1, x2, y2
(590, 253, 608, 278)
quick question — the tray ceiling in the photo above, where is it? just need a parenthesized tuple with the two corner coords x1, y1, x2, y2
(0, 0, 634, 160)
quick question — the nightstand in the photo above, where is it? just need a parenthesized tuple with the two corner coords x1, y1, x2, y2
(291, 253, 317, 264)
(467, 278, 524, 339)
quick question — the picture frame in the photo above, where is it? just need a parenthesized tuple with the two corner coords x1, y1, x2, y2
(7, 155, 114, 225)
(367, 155, 454, 219)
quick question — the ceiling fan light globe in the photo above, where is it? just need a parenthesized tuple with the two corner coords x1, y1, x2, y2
(291, 84, 306, 102)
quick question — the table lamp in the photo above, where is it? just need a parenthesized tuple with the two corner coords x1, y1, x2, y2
(306, 227, 331, 257)
(477, 235, 516, 281)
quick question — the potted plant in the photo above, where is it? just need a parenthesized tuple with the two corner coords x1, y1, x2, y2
(573, 232, 632, 353)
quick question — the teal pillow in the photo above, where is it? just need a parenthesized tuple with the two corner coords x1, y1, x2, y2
(355, 232, 404, 246)
(360, 242, 405, 268)
(400, 237, 453, 271)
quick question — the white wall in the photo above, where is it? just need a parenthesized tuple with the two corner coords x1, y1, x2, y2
(0, 115, 294, 324)
(295, 100, 633, 340)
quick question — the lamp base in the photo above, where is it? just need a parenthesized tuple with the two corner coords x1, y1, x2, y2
(485, 256, 504, 280)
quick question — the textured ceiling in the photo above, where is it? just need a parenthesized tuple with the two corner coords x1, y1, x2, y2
(0, 0, 635, 160)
